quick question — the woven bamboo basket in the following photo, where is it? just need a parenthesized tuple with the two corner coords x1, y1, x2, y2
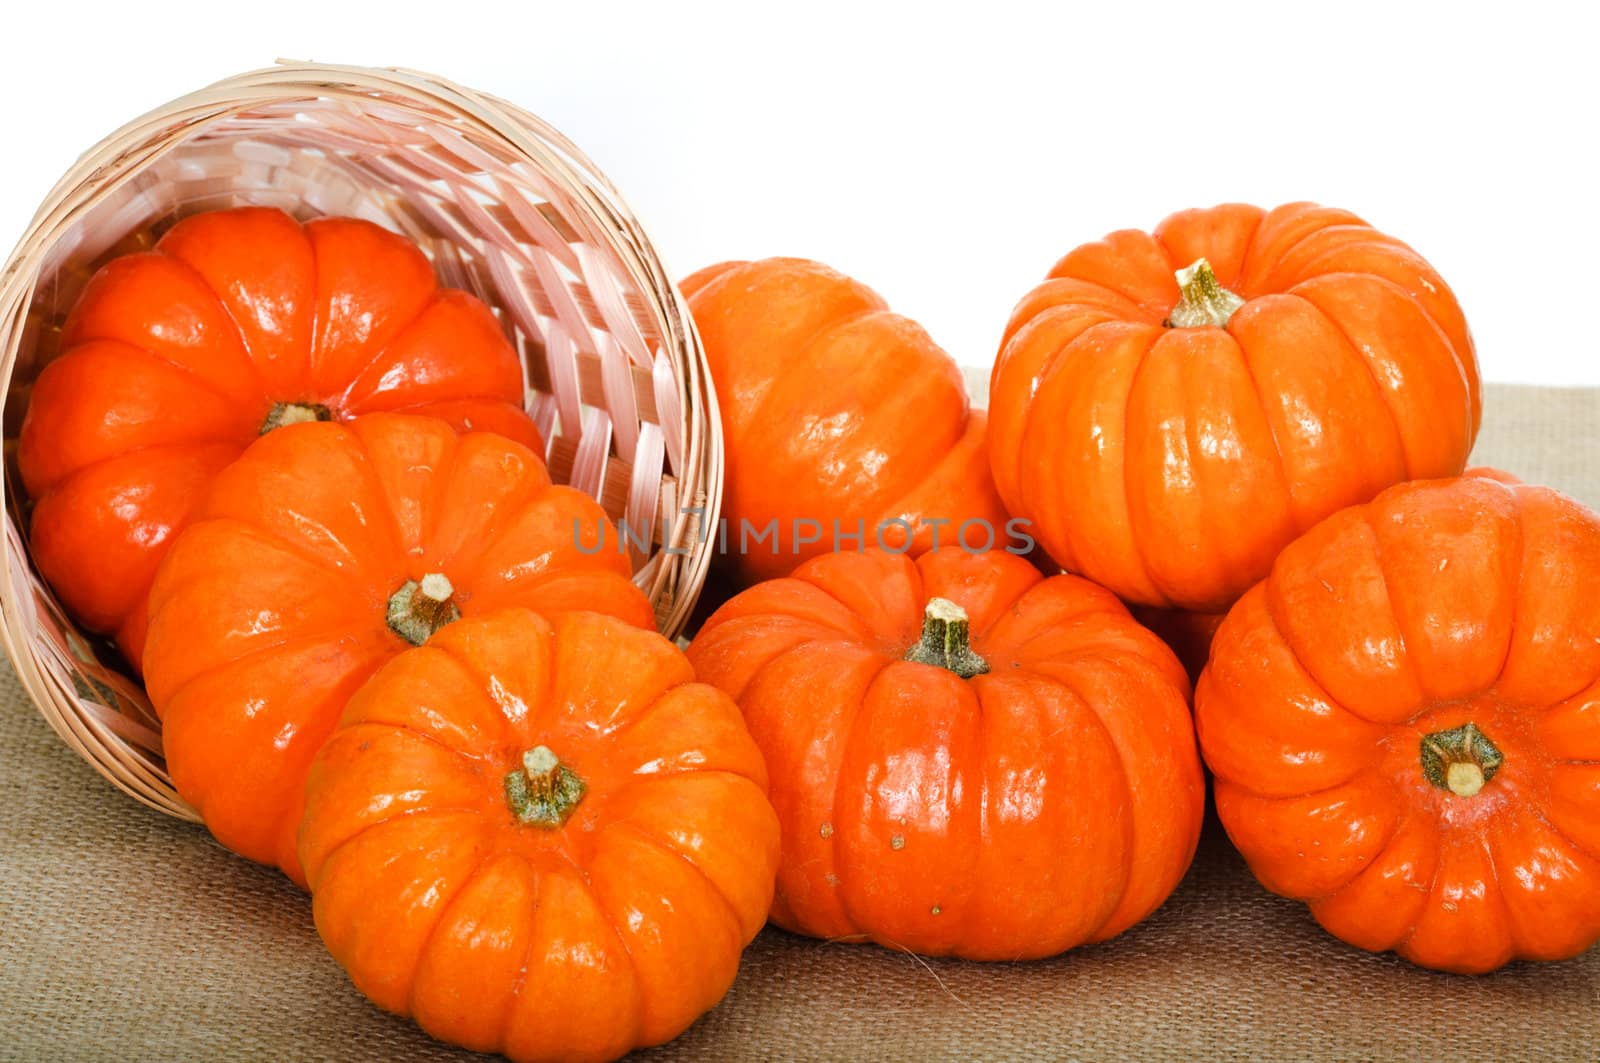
(0, 61, 721, 820)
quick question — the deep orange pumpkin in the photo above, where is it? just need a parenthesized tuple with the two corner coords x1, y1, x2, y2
(687, 547, 1203, 959)
(143, 414, 650, 885)
(989, 202, 1480, 613)
(18, 207, 540, 669)
(299, 608, 778, 1063)
(1196, 473, 1600, 973)
(682, 257, 1012, 587)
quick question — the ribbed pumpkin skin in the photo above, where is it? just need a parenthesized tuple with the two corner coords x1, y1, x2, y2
(989, 202, 1480, 613)
(17, 207, 540, 669)
(143, 414, 650, 886)
(687, 548, 1203, 960)
(683, 257, 1010, 587)
(300, 609, 779, 1063)
(1196, 473, 1600, 974)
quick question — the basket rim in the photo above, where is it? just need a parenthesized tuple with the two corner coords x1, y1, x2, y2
(1, 58, 723, 631)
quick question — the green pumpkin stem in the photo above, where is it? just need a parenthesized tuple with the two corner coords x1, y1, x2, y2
(504, 746, 586, 828)
(1420, 722, 1504, 798)
(904, 597, 989, 679)
(385, 573, 461, 646)
(259, 401, 333, 434)
(1167, 257, 1245, 329)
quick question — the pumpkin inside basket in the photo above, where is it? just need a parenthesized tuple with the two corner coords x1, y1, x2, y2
(0, 62, 719, 818)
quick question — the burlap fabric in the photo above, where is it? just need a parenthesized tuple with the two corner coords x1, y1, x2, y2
(2, 381, 1596, 1061)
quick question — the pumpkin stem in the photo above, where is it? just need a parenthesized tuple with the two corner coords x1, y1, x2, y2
(260, 401, 333, 434)
(386, 573, 461, 646)
(1420, 722, 1504, 798)
(904, 597, 989, 679)
(1167, 257, 1245, 329)
(504, 745, 586, 828)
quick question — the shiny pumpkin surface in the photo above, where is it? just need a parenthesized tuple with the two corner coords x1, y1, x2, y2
(300, 608, 779, 1063)
(1196, 473, 1600, 974)
(688, 548, 1203, 960)
(683, 257, 1010, 586)
(18, 207, 540, 668)
(989, 201, 1480, 613)
(143, 414, 650, 885)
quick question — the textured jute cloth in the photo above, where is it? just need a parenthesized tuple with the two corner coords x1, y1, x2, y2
(2, 382, 1597, 1061)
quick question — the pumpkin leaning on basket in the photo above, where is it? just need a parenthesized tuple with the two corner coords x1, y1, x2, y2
(988, 201, 1480, 615)
(300, 608, 780, 1063)
(682, 257, 1012, 587)
(17, 207, 541, 672)
(687, 547, 1203, 959)
(1197, 471, 1600, 974)
(143, 413, 652, 885)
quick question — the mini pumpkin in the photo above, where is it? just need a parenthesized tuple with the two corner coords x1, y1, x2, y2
(989, 202, 1480, 614)
(143, 413, 650, 885)
(1196, 473, 1600, 974)
(18, 207, 539, 669)
(687, 547, 1203, 959)
(682, 257, 1012, 587)
(300, 608, 779, 1063)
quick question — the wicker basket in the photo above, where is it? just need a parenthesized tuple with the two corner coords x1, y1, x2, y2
(0, 61, 721, 820)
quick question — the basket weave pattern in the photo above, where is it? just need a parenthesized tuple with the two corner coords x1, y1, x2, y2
(0, 62, 719, 819)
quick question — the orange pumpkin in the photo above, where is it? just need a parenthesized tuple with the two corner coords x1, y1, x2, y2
(682, 257, 1012, 587)
(18, 207, 540, 669)
(300, 608, 779, 1063)
(989, 202, 1480, 613)
(143, 413, 650, 885)
(687, 547, 1202, 959)
(1196, 473, 1600, 973)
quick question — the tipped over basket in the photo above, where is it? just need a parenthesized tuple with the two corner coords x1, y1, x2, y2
(0, 61, 721, 819)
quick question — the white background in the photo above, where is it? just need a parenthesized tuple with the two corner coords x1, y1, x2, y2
(3, 1, 1595, 384)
